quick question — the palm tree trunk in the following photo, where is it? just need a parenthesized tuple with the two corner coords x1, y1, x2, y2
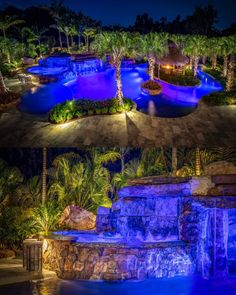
(86, 36, 89, 52)
(58, 30, 62, 48)
(115, 60, 123, 106)
(42, 147, 47, 205)
(70, 35, 73, 47)
(202, 55, 207, 64)
(78, 34, 81, 49)
(148, 57, 155, 80)
(0, 71, 8, 94)
(66, 34, 69, 51)
(157, 64, 160, 79)
(226, 55, 235, 92)
(223, 55, 228, 77)
(211, 55, 217, 69)
(193, 56, 199, 78)
(189, 56, 193, 69)
(195, 147, 201, 176)
(171, 147, 177, 177)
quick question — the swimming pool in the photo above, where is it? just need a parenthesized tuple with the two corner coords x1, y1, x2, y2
(20, 63, 222, 116)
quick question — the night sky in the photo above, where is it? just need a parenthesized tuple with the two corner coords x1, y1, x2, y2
(0, 0, 235, 29)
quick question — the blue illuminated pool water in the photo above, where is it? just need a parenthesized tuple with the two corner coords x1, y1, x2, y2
(1, 276, 236, 295)
(20, 63, 222, 117)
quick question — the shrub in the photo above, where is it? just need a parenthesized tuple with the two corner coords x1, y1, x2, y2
(88, 109, 94, 116)
(101, 107, 108, 114)
(142, 80, 162, 90)
(201, 90, 236, 106)
(156, 68, 200, 86)
(109, 106, 116, 114)
(49, 98, 135, 124)
(95, 108, 102, 115)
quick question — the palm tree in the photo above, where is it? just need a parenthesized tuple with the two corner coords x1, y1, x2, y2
(207, 37, 221, 69)
(68, 25, 77, 48)
(14, 176, 42, 208)
(94, 31, 131, 105)
(61, 26, 70, 51)
(42, 148, 47, 205)
(226, 54, 235, 92)
(34, 200, 61, 235)
(0, 16, 24, 63)
(139, 33, 168, 80)
(186, 35, 206, 78)
(48, 150, 119, 212)
(220, 36, 233, 77)
(83, 27, 96, 52)
(225, 36, 236, 92)
(0, 159, 23, 209)
(0, 16, 24, 40)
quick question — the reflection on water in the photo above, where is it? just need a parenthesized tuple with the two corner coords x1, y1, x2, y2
(1, 277, 236, 295)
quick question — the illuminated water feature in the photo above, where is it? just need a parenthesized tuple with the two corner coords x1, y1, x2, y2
(20, 58, 222, 116)
(42, 179, 236, 287)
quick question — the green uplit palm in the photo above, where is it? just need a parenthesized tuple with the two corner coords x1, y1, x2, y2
(138, 33, 168, 80)
(207, 37, 221, 69)
(48, 149, 119, 212)
(0, 16, 24, 62)
(83, 27, 96, 52)
(0, 159, 23, 209)
(220, 36, 233, 77)
(14, 176, 42, 208)
(0, 16, 24, 40)
(223, 35, 236, 91)
(94, 32, 131, 105)
(34, 200, 61, 235)
(185, 35, 206, 77)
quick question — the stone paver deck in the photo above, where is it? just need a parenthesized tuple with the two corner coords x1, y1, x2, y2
(0, 259, 56, 286)
(0, 104, 236, 147)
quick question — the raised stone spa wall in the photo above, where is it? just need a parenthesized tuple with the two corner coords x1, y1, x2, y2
(96, 195, 180, 240)
(42, 239, 196, 280)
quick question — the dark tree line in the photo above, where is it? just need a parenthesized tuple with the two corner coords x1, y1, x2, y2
(0, 2, 234, 43)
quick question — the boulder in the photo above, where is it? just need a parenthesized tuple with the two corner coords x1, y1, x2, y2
(60, 205, 96, 230)
(21, 57, 35, 65)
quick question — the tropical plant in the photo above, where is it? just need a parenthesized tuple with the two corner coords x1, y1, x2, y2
(33, 200, 61, 235)
(68, 25, 77, 47)
(94, 32, 131, 105)
(61, 26, 70, 51)
(138, 33, 168, 79)
(0, 16, 24, 63)
(0, 207, 36, 248)
(14, 176, 42, 208)
(48, 150, 119, 212)
(207, 37, 221, 69)
(0, 159, 23, 209)
(220, 36, 233, 77)
(83, 27, 96, 52)
(185, 35, 206, 77)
